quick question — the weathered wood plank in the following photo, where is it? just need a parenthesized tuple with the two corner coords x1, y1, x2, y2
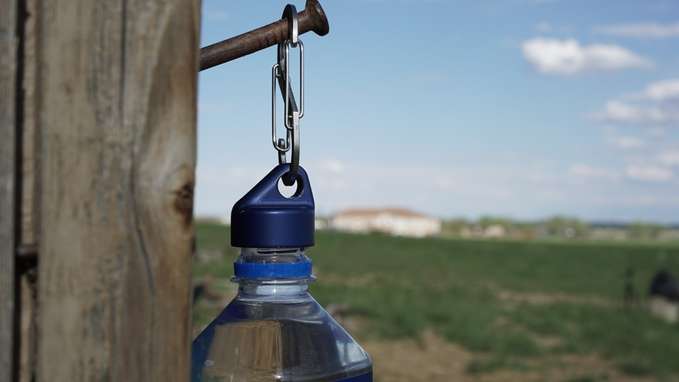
(36, 0, 200, 381)
(17, 2, 39, 381)
(0, 0, 18, 380)
(21, 0, 39, 251)
(18, 270, 37, 382)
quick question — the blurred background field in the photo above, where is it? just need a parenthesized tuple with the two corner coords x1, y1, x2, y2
(193, 221, 679, 382)
(195, 1, 679, 380)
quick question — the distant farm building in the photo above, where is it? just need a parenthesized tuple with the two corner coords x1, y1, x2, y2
(331, 208, 441, 238)
(483, 224, 506, 238)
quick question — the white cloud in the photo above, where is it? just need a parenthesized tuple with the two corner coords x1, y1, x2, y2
(625, 165, 673, 182)
(610, 136, 645, 149)
(633, 79, 679, 101)
(522, 38, 652, 75)
(595, 22, 679, 38)
(659, 150, 679, 166)
(595, 100, 677, 124)
(595, 79, 679, 126)
(568, 164, 619, 180)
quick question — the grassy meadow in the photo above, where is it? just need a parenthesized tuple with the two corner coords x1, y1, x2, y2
(193, 222, 679, 381)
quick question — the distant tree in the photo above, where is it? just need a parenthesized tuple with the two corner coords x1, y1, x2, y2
(441, 218, 470, 237)
(478, 216, 512, 229)
(541, 216, 589, 239)
(627, 222, 663, 240)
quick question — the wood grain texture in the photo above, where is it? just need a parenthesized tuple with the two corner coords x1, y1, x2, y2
(16, 1, 40, 381)
(17, 3, 39, 381)
(0, 0, 18, 380)
(21, 0, 39, 250)
(36, 0, 200, 381)
(18, 270, 37, 382)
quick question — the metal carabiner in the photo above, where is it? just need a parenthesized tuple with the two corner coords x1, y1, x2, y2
(272, 62, 301, 187)
(282, 4, 299, 46)
(272, 63, 290, 160)
(277, 4, 304, 186)
(281, 40, 304, 126)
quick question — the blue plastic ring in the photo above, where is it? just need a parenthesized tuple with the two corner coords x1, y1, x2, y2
(234, 259, 312, 279)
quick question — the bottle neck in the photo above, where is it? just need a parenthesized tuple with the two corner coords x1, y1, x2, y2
(234, 247, 314, 302)
(238, 279, 310, 299)
(239, 247, 307, 264)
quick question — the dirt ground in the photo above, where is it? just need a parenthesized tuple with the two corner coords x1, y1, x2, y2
(363, 330, 657, 382)
(342, 287, 656, 382)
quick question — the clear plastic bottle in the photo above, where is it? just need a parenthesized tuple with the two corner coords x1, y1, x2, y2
(191, 164, 372, 382)
(191, 248, 372, 382)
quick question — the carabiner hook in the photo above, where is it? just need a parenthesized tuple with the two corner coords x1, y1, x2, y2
(282, 4, 299, 46)
(277, 4, 304, 186)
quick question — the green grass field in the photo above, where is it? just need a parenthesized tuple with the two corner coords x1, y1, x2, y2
(193, 222, 679, 381)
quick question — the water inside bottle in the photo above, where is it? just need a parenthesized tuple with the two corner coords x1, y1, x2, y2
(192, 286, 372, 382)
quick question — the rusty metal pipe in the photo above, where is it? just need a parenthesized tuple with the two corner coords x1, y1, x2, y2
(200, 0, 329, 71)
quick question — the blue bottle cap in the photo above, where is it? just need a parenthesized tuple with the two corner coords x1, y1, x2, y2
(231, 164, 315, 248)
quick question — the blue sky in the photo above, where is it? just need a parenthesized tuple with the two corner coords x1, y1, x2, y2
(197, 0, 679, 223)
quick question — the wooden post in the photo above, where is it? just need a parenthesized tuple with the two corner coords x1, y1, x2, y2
(17, 2, 40, 381)
(35, 0, 200, 380)
(1, 0, 19, 381)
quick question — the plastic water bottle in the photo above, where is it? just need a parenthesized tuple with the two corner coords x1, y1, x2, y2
(191, 165, 373, 382)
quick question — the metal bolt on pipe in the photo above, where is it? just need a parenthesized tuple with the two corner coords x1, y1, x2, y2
(199, 0, 329, 71)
